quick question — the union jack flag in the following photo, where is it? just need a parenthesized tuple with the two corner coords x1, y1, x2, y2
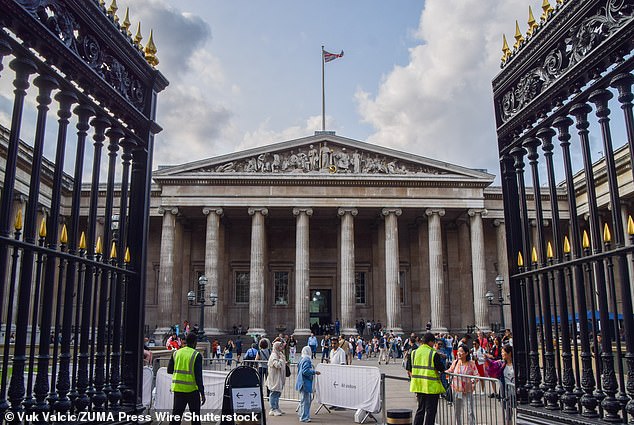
(323, 49, 344, 63)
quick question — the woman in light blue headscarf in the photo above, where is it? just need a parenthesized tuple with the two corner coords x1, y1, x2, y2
(295, 346, 320, 422)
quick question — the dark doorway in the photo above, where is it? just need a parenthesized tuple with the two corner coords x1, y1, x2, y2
(309, 289, 331, 334)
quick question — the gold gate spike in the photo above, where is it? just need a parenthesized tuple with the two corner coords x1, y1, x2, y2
(563, 235, 571, 254)
(527, 6, 538, 37)
(60, 224, 68, 244)
(582, 230, 590, 249)
(79, 232, 87, 250)
(603, 223, 611, 243)
(546, 241, 554, 259)
(124, 247, 131, 263)
(501, 35, 511, 63)
(531, 246, 538, 264)
(144, 30, 159, 67)
(110, 241, 117, 260)
(541, 0, 554, 22)
(628, 216, 634, 235)
(14, 209, 22, 231)
(122, 7, 131, 36)
(517, 251, 524, 267)
(513, 21, 524, 50)
(96, 236, 103, 255)
(39, 217, 47, 238)
(134, 22, 143, 46)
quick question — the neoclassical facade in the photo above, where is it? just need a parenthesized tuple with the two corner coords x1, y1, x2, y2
(3, 128, 633, 337)
(144, 132, 521, 336)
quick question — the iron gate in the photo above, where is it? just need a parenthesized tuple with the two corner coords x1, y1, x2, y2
(493, 0, 633, 424)
(0, 0, 167, 421)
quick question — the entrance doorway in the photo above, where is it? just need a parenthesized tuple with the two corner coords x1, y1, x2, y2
(309, 289, 331, 335)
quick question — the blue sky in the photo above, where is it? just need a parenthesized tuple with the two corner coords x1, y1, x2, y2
(1, 0, 613, 180)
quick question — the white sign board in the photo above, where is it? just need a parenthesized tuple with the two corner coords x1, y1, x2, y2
(315, 363, 381, 413)
(231, 387, 263, 412)
(154, 367, 227, 411)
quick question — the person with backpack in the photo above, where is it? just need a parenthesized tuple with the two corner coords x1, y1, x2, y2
(244, 343, 258, 363)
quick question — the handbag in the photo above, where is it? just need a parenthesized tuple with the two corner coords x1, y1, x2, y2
(285, 363, 291, 377)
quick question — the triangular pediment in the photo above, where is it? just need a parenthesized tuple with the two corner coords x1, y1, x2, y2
(154, 133, 493, 181)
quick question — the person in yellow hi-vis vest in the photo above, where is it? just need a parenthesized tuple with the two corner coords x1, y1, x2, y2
(167, 332, 206, 425)
(409, 332, 447, 425)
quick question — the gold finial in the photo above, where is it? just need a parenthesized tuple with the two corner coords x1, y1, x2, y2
(122, 7, 131, 35)
(134, 22, 143, 45)
(517, 251, 524, 267)
(144, 29, 159, 67)
(60, 224, 68, 244)
(541, 0, 554, 22)
(79, 232, 87, 250)
(124, 247, 131, 263)
(110, 241, 117, 259)
(531, 246, 538, 263)
(14, 209, 22, 231)
(96, 236, 103, 255)
(501, 35, 511, 63)
(582, 230, 590, 249)
(603, 223, 611, 243)
(99, 0, 105, 6)
(547, 241, 554, 259)
(556, 0, 564, 4)
(628, 216, 634, 235)
(527, 6, 539, 37)
(39, 217, 47, 238)
(563, 235, 571, 254)
(513, 21, 524, 50)
(108, 0, 119, 22)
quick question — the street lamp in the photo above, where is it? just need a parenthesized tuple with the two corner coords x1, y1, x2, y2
(486, 275, 510, 330)
(187, 275, 218, 341)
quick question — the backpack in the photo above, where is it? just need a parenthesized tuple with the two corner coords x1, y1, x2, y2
(244, 348, 257, 360)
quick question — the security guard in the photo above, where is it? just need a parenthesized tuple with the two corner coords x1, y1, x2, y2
(409, 332, 447, 425)
(167, 332, 206, 425)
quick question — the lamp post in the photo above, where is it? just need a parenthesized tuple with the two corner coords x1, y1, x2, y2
(485, 275, 510, 331)
(187, 275, 218, 342)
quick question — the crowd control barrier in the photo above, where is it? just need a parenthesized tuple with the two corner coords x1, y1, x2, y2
(314, 363, 382, 421)
(153, 367, 228, 411)
(437, 371, 515, 425)
(241, 359, 301, 402)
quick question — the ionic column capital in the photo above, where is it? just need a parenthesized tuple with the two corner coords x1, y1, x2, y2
(493, 218, 505, 227)
(248, 207, 269, 216)
(337, 207, 358, 217)
(293, 207, 314, 217)
(203, 207, 223, 216)
(467, 208, 488, 218)
(158, 207, 179, 216)
(381, 208, 402, 217)
(425, 208, 445, 217)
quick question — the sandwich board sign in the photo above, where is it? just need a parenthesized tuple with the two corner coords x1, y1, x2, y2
(221, 365, 266, 425)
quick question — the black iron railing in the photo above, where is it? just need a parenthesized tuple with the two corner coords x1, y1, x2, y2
(0, 0, 167, 421)
(493, 0, 633, 423)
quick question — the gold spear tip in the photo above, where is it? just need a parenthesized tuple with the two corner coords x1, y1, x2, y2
(14, 209, 22, 231)
(96, 236, 103, 255)
(541, 0, 554, 22)
(563, 235, 571, 254)
(122, 7, 131, 35)
(99, 0, 105, 6)
(108, 0, 118, 17)
(39, 217, 47, 238)
(628, 216, 634, 235)
(531, 246, 538, 263)
(527, 6, 538, 37)
(517, 251, 524, 267)
(79, 231, 87, 250)
(501, 34, 511, 62)
(134, 22, 143, 45)
(513, 21, 524, 50)
(144, 29, 159, 67)
(603, 223, 611, 243)
(546, 241, 554, 259)
(60, 224, 68, 244)
(124, 247, 131, 263)
(582, 230, 590, 249)
(110, 241, 117, 259)
(556, 0, 565, 4)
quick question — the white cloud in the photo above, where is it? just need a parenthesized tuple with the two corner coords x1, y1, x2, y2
(357, 0, 531, 174)
(237, 115, 329, 151)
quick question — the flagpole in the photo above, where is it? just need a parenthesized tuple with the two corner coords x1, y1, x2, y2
(321, 45, 325, 131)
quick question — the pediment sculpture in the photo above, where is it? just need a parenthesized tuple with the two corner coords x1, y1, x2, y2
(199, 142, 447, 175)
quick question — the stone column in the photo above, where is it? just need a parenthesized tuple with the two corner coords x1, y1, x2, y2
(426, 208, 447, 333)
(469, 209, 489, 331)
(203, 207, 223, 335)
(338, 208, 358, 336)
(621, 204, 634, 308)
(293, 208, 313, 335)
(494, 219, 511, 329)
(155, 207, 178, 337)
(457, 218, 475, 329)
(248, 207, 268, 337)
(382, 208, 403, 334)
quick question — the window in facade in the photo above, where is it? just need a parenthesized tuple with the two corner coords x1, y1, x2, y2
(355, 272, 366, 304)
(399, 270, 406, 304)
(235, 271, 250, 304)
(274, 271, 289, 305)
